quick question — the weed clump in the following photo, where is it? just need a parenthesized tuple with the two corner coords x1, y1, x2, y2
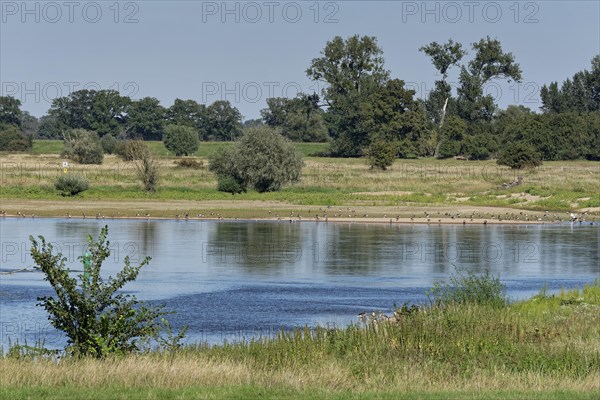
(427, 270, 508, 308)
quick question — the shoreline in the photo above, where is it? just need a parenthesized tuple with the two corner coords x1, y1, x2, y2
(1, 199, 596, 225)
(0, 213, 564, 225)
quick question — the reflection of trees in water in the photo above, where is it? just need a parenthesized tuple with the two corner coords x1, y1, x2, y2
(538, 226, 599, 275)
(208, 222, 303, 273)
(52, 222, 103, 263)
(318, 224, 391, 275)
(139, 221, 158, 258)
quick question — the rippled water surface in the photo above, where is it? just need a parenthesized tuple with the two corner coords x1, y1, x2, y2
(1, 218, 598, 347)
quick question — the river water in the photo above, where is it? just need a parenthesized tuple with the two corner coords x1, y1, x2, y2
(1, 218, 598, 348)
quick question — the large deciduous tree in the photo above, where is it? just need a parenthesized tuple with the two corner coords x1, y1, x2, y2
(419, 39, 466, 127)
(0, 96, 23, 128)
(125, 97, 166, 140)
(456, 36, 522, 122)
(261, 93, 328, 142)
(202, 100, 243, 141)
(307, 35, 390, 156)
(48, 90, 130, 137)
(166, 99, 206, 131)
(421, 37, 522, 158)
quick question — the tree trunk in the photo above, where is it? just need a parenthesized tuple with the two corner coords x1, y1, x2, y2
(434, 97, 449, 158)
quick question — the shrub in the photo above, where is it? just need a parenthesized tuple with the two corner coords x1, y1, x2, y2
(217, 175, 245, 194)
(0, 125, 32, 152)
(209, 126, 303, 193)
(133, 153, 160, 192)
(426, 270, 508, 308)
(163, 124, 199, 156)
(497, 142, 542, 169)
(116, 140, 150, 161)
(54, 174, 89, 196)
(61, 129, 103, 164)
(100, 134, 118, 154)
(29, 226, 180, 357)
(174, 158, 204, 169)
(367, 139, 397, 170)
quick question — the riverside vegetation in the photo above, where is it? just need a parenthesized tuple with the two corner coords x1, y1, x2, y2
(2, 282, 599, 399)
(0, 228, 599, 399)
(0, 140, 598, 221)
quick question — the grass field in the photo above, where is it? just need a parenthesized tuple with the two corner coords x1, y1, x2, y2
(1, 141, 599, 220)
(2, 282, 599, 399)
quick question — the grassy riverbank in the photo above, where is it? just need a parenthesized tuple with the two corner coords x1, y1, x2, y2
(0, 142, 599, 221)
(2, 282, 599, 399)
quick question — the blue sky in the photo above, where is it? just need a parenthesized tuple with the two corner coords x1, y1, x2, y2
(1, 1, 599, 120)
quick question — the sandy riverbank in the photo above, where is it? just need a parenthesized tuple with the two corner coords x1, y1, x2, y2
(1, 199, 588, 224)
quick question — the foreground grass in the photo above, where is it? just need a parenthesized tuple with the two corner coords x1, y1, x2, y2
(2, 387, 598, 400)
(2, 283, 599, 399)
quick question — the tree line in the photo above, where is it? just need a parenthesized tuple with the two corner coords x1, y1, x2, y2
(1, 34, 599, 164)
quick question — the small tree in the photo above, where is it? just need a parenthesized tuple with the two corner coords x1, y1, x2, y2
(497, 142, 542, 169)
(30, 226, 173, 357)
(62, 129, 104, 164)
(367, 139, 397, 170)
(209, 126, 303, 193)
(163, 124, 199, 156)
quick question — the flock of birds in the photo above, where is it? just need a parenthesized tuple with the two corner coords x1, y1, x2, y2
(0, 208, 594, 225)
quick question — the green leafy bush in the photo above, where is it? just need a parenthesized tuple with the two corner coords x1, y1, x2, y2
(116, 140, 150, 161)
(100, 134, 118, 154)
(426, 270, 508, 308)
(163, 124, 199, 156)
(497, 142, 542, 169)
(367, 139, 397, 170)
(61, 129, 104, 164)
(29, 226, 180, 357)
(217, 175, 245, 194)
(0, 125, 32, 152)
(54, 174, 89, 196)
(209, 126, 303, 193)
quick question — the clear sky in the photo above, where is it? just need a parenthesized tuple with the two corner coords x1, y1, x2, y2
(1, 0, 599, 120)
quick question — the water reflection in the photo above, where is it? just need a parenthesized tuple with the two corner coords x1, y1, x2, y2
(1, 218, 598, 347)
(208, 222, 303, 273)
